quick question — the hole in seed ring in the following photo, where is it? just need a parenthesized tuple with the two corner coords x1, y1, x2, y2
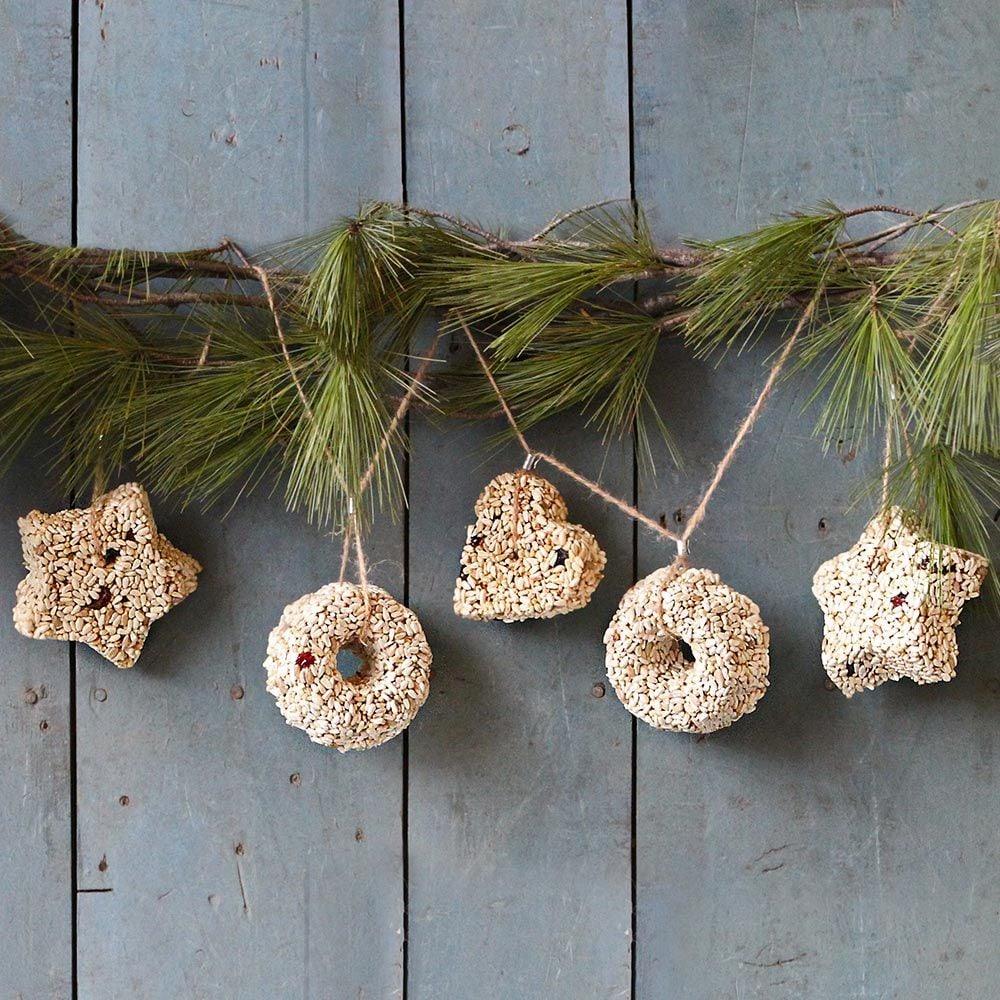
(663, 633, 698, 671)
(336, 640, 372, 686)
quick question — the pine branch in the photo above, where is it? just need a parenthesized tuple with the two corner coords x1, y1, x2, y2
(0, 197, 996, 571)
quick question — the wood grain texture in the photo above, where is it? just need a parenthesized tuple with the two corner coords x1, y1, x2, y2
(3, 2, 1000, 997)
(0, 3, 72, 996)
(74, 4, 404, 997)
(634, 3, 1000, 996)
(0, 2, 72, 243)
(0, 472, 72, 1000)
(633, 0, 1000, 238)
(403, 3, 633, 996)
(77, 0, 402, 247)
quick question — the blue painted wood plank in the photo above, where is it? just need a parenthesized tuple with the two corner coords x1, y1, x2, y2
(74, 4, 404, 997)
(634, 0, 1000, 238)
(0, 3, 73, 996)
(77, 1, 402, 248)
(633, 2, 1000, 996)
(404, 2, 633, 996)
(0, 4, 72, 242)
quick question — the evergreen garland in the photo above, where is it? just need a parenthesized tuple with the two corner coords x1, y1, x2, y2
(0, 200, 996, 570)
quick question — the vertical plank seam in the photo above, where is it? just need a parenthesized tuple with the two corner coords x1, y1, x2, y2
(625, 0, 639, 996)
(398, 1, 410, 997)
(301, 0, 311, 229)
(69, 1, 81, 996)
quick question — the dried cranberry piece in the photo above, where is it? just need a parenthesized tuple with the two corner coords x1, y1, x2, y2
(891, 592, 907, 608)
(295, 651, 316, 671)
(88, 586, 112, 610)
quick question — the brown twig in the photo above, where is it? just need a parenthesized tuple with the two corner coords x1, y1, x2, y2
(2, 197, 968, 322)
(94, 283, 268, 309)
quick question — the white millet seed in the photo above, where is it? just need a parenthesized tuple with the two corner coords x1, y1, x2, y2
(604, 565, 770, 734)
(453, 471, 606, 623)
(13, 483, 200, 669)
(813, 507, 988, 697)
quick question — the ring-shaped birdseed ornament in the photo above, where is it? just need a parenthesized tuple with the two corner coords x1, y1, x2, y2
(453, 466, 606, 622)
(604, 564, 770, 734)
(264, 581, 432, 752)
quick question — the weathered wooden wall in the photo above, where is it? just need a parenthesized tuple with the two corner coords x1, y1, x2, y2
(1, 2, 997, 998)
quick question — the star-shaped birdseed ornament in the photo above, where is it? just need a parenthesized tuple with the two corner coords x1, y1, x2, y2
(812, 507, 988, 697)
(13, 483, 201, 668)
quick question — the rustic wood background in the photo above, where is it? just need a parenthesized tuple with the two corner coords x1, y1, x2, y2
(2, 2, 998, 998)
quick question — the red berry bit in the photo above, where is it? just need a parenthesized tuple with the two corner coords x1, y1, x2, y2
(87, 586, 113, 610)
(891, 593, 907, 608)
(295, 651, 316, 675)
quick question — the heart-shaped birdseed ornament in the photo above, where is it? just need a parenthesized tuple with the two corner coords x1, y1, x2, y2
(264, 581, 432, 752)
(604, 565, 770, 734)
(453, 470, 606, 622)
(13, 482, 201, 668)
(812, 507, 988, 696)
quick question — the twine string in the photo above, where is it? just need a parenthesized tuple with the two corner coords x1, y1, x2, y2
(233, 238, 439, 590)
(459, 290, 817, 561)
(338, 521, 352, 583)
(458, 318, 683, 546)
(881, 399, 895, 511)
(87, 433, 111, 550)
(460, 322, 533, 457)
(510, 469, 524, 552)
(90, 430, 109, 503)
(352, 502, 370, 593)
(679, 294, 819, 545)
(535, 450, 681, 544)
(88, 468, 108, 548)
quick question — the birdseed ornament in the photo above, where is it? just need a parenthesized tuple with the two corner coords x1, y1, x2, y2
(13, 482, 201, 668)
(604, 564, 770, 734)
(812, 507, 988, 697)
(264, 581, 432, 752)
(453, 469, 606, 622)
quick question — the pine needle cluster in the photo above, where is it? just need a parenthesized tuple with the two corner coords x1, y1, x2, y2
(0, 200, 995, 574)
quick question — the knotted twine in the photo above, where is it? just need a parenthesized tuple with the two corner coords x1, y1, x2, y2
(458, 293, 818, 566)
(239, 241, 440, 635)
